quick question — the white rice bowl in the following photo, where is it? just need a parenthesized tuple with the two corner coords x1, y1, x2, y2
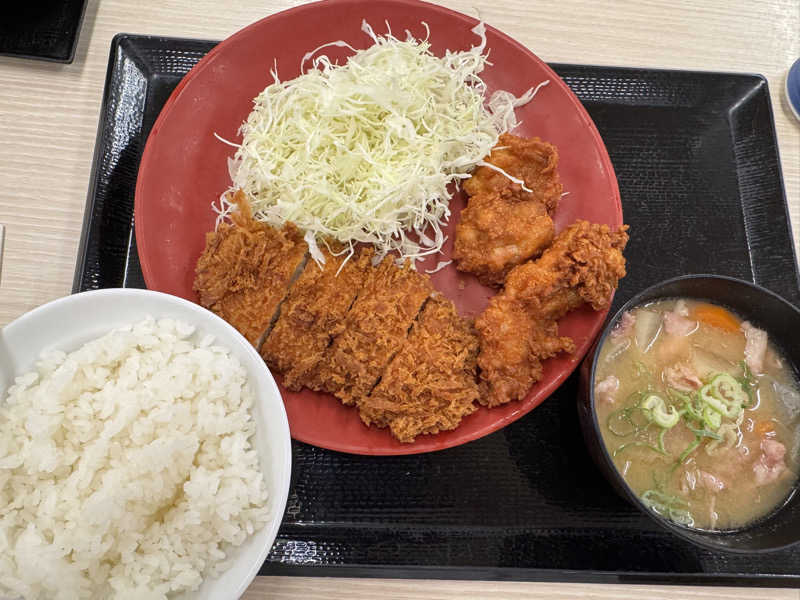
(0, 289, 291, 600)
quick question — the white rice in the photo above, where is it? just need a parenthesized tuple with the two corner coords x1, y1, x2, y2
(0, 318, 269, 599)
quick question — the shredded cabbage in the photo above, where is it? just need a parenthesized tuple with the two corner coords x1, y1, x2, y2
(217, 20, 548, 264)
(425, 260, 452, 274)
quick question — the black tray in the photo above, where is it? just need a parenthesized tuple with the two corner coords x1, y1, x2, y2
(75, 34, 800, 586)
(0, 0, 88, 63)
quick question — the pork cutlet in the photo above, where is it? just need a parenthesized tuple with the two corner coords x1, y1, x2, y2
(476, 220, 629, 407)
(454, 134, 562, 285)
(313, 256, 433, 406)
(359, 295, 480, 443)
(193, 191, 307, 346)
(261, 246, 373, 391)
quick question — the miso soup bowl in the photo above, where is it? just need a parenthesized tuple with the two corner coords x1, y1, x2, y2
(577, 274, 800, 553)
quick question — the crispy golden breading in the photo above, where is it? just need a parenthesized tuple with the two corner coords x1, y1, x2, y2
(358, 295, 480, 443)
(193, 192, 307, 346)
(503, 220, 630, 316)
(453, 187, 554, 286)
(475, 293, 575, 407)
(476, 221, 629, 407)
(314, 257, 433, 405)
(463, 134, 562, 215)
(455, 135, 562, 285)
(261, 246, 373, 391)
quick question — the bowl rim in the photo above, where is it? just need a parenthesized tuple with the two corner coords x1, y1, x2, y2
(1, 287, 292, 597)
(587, 273, 800, 554)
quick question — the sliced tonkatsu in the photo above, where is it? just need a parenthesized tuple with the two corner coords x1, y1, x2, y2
(313, 257, 433, 405)
(358, 294, 480, 443)
(193, 191, 307, 346)
(261, 246, 374, 391)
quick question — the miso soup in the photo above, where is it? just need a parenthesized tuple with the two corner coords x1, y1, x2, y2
(595, 298, 799, 530)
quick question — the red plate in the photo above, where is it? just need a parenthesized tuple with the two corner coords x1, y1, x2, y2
(135, 0, 622, 455)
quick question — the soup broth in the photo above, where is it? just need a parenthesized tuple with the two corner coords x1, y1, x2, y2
(595, 298, 799, 530)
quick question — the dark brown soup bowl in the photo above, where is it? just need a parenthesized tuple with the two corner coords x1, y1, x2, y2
(577, 274, 800, 553)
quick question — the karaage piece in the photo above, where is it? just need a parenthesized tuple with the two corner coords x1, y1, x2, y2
(454, 134, 562, 285)
(476, 296, 575, 407)
(314, 257, 433, 405)
(261, 246, 373, 391)
(503, 220, 630, 317)
(193, 191, 307, 346)
(453, 187, 555, 286)
(476, 220, 629, 407)
(358, 295, 480, 443)
(463, 133, 563, 215)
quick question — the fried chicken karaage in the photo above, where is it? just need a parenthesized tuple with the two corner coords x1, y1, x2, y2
(261, 246, 373, 391)
(193, 191, 307, 346)
(313, 256, 433, 405)
(463, 133, 562, 214)
(453, 187, 555, 286)
(358, 295, 480, 443)
(454, 134, 563, 286)
(476, 220, 629, 407)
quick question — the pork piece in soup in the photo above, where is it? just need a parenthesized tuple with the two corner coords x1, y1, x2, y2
(595, 298, 799, 530)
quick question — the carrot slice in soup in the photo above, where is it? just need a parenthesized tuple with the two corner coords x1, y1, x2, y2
(755, 421, 776, 436)
(692, 303, 741, 333)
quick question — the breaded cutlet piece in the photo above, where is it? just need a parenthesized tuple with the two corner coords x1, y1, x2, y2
(358, 295, 480, 443)
(476, 220, 629, 407)
(193, 192, 307, 346)
(261, 246, 373, 391)
(313, 257, 433, 405)
(463, 134, 562, 215)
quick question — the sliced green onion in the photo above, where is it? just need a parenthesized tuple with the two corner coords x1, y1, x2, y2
(700, 373, 746, 419)
(613, 441, 668, 458)
(702, 405, 722, 430)
(705, 422, 738, 455)
(677, 437, 702, 464)
(741, 359, 756, 385)
(641, 394, 680, 428)
(657, 427, 668, 454)
(641, 489, 694, 526)
(681, 393, 705, 422)
(607, 407, 640, 437)
(738, 360, 757, 407)
(606, 392, 650, 436)
(666, 388, 691, 404)
(685, 422, 722, 440)
(641, 489, 687, 507)
(714, 372, 749, 404)
(668, 509, 695, 526)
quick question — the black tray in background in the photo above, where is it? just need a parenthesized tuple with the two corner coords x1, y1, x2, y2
(0, 0, 88, 63)
(74, 34, 800, 586)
